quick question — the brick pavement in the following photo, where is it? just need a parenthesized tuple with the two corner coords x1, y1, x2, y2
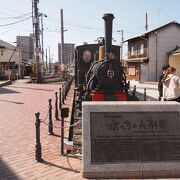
(0, 79, 84, 180)
(0, 79, 179, 180)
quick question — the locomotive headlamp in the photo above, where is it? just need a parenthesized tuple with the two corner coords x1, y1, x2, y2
(107, 70, 114, 79)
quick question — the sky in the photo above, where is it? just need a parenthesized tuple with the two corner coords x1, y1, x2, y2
(0, 0, 180, 62)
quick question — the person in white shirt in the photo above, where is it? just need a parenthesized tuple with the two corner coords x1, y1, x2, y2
(162, 67, 180, 102)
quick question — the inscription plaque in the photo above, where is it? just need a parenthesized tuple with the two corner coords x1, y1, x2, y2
(90, 112, 180, 164)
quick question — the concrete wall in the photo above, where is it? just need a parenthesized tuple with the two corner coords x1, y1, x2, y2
(140, 63, 149, 82)
(169, 55, 180, 77)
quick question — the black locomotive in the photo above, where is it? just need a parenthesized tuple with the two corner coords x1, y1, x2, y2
(70, 13, 138, 154)
(75, 13, 128, 101)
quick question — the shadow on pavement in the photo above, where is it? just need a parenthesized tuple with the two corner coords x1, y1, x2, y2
(134, 86, 158, 90)
(42, 160, 80, 173)
(0, 99, 24, 104)
(135, 91, 158, 101)
(0, 87, 20, 94)
(10, 85, 54, 92)
(0, 158, 21, 180)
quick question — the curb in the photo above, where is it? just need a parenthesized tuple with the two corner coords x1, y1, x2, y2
(0, 80, 12, 87)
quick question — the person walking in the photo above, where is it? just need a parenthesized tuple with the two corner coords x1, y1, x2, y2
(162, 67, 180, 102)
(158, 64, 170, 101)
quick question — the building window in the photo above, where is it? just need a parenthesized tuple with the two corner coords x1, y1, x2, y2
(137, 45, 140, 54)
(1, 50, 3, 56)
(130, 46, 134, 55)
(137, 44, 144, 55)
(140, 44, 144, 54)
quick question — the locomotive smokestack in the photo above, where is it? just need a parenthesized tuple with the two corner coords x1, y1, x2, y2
(102, 13, 114, 55)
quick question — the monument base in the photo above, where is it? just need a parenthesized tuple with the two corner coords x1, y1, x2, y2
(82, 101, 180, 179)
(83, 170, 180, 179)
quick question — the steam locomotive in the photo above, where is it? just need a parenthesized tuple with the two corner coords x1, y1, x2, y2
(70, 13, 138, 154)
(74, 13, 130, 101)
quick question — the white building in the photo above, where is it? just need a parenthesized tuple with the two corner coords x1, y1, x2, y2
(0, 40, 22, 79)
(124, 21, 180, 82)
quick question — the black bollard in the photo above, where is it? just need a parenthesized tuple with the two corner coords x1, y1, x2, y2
(48, 99, 54, 135)
(62, 84, 65, 104)
(64, 83, 67, 100)
(132, 85, 136, 96)
(128, 81, 130, 89)
(144, 88, 147, 101)
(59, 88, 62, 111)
(68, 89, 76, 141)
(60, 107, 69, 155)
(55, 92, 59, 120)
(35, 112, 43, 162)
(64, 84, 66, 99)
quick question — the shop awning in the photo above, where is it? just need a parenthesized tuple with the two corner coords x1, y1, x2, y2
(168, 46, 180, 56)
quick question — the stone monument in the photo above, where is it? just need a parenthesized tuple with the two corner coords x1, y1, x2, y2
(82, 101, 180, 179)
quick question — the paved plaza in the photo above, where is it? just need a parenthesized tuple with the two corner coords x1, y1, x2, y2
(0, 79, 83, 180)
(0, 79, 179, 180)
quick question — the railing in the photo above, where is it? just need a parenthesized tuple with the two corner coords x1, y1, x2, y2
(34, 75, 76, 162)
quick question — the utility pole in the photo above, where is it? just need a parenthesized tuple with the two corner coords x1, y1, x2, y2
(17, 32, 21, 79)
(32, 0, 34, 36)
(46, 48, 48, 71)
(158, 9, 163, 27)
(18, 49, 21, 78)
(155, 31, 158, 81)
(33, 0, 42, 83)
(60, 9, 64, 81)
(49, 46, 51, 73)
(117, 30, 123, 61)
(40, 14, 44, 75)
(145, 12, 148, 31)
(121, 30, 123, 61)
(40, 13, 47, 75)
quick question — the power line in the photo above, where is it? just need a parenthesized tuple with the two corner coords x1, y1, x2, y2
(0, 12, 31, 20)
(44, 16, 103, 31)
(2, 46, 32, 55)
(0, 16, 32, 27)
(0, 5, 31, 15)
(41, 0, 98, 20)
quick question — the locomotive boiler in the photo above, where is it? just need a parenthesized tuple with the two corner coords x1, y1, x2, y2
(75, 13, 128, 101)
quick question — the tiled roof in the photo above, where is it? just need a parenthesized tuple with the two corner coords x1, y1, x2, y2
(124, 21, 180, 42)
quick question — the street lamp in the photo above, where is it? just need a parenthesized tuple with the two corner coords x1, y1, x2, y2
(55, 28, 68, 33)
